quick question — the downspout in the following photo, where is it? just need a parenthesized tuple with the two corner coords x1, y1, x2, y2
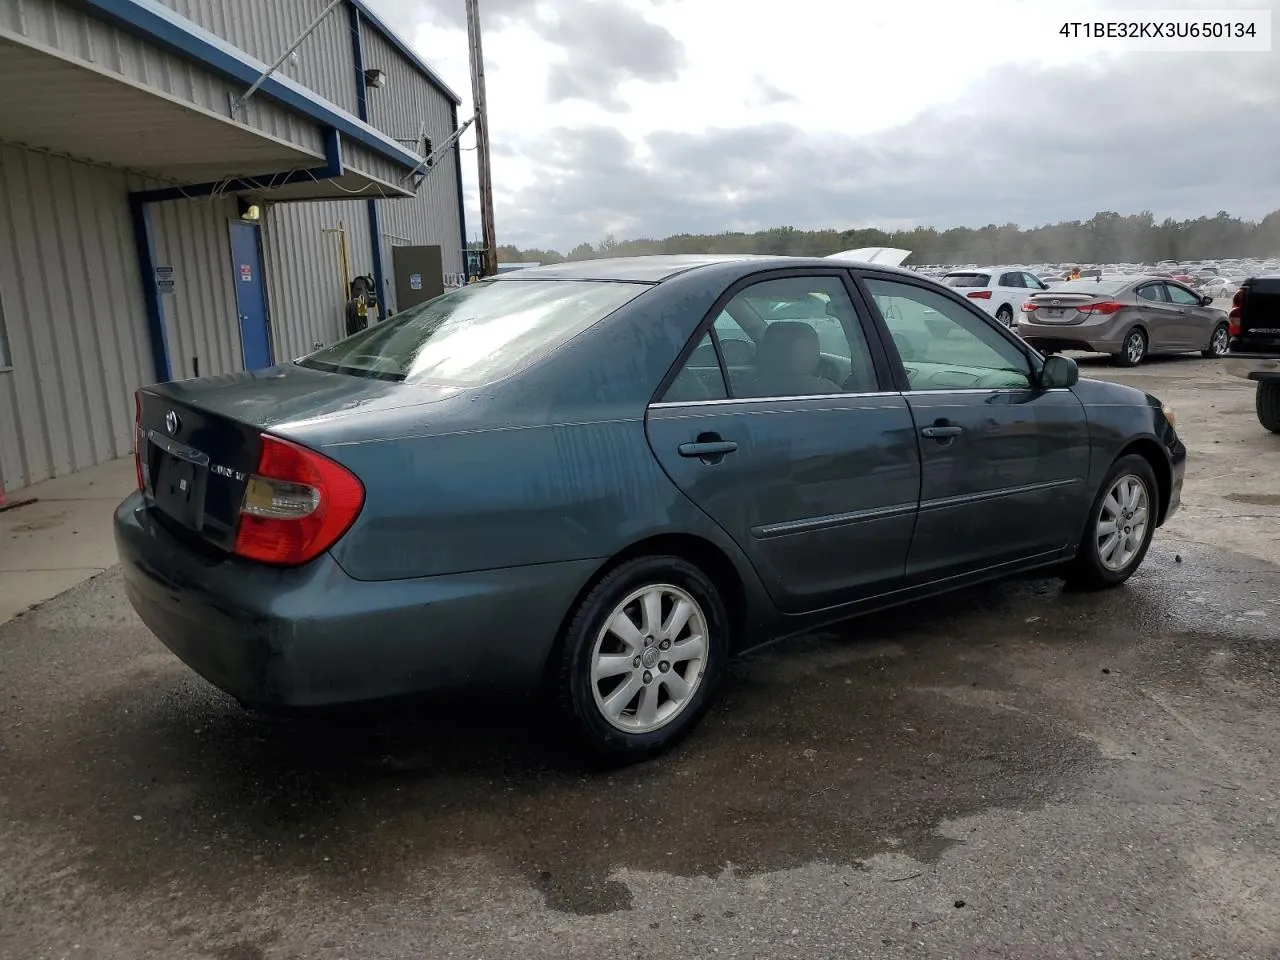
(451, 102, 468, 281)
(127, 131, 344, 382)
(348, 1, 389, 320)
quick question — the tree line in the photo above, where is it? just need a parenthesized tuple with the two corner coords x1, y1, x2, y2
(493, 209, 1280, 267)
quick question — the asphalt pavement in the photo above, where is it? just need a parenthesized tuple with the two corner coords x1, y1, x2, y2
(2, 359, 1278, 959)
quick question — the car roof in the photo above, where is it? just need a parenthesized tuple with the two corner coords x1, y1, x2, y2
(491, 254, 925, 284)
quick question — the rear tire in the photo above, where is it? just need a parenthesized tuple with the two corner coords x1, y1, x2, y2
(556, 555, 728, 764)
(1113, 328, 1147, 367)
(1064, 454, 1158, 590)
(996, 305, 1013, 326)
(1202, 322, 1229, 359)
(1258, 381, 1280, 434)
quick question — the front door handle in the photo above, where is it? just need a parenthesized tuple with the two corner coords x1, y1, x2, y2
(678, 440, 738, 457)
(920, 424, 963, 440)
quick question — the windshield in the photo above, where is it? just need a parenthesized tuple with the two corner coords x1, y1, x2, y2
(298, 280, 644, 385)
(1041, 279, 1129, 296)
(942, 273, 990, 288)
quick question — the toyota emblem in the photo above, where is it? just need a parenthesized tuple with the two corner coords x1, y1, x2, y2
(165, 410, 181, 435)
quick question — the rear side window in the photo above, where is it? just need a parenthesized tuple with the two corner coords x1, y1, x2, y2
(943, 273, 990, 288)
(300, 279, 645, 385)
(1137, 284, 1167, 303)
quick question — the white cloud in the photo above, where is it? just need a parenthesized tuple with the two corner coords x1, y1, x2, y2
(365, 0, 1280, 251)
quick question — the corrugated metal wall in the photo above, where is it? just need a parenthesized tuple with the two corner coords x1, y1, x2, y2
(149, 197, 243, 381)
(3, 0, 325, 159)
(153, 0, 358, 114)
(361, 22, 464, 292)
(262, 199, 373, 359)
(0, 146, 151, 491)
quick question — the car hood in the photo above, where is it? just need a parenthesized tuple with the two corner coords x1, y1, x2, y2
(824, 247, 912, 266)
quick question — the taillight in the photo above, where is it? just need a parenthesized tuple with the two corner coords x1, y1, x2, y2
(1021, 300, 1037, 312)
(233, 435, 365, 566)
(134, 391, 145, 491)
(1228, 287, 1246, 337)
(966, 290, 992, 299)
(1077, 301, 1124, 316)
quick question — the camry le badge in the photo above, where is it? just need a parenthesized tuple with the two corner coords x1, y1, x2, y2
(165, 410, 181, 435)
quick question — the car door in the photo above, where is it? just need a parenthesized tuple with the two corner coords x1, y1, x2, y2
(645, 270, 921, 614)
(1163, 282, 1215, 348)
(1133, 281, 1181, 350)
(995, 271, 1025, 322)
(853, 272, 1092, 584)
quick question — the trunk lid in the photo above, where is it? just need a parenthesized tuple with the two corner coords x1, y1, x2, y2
(1233, 276, 1280, 352)
(137, 363, 458, 552)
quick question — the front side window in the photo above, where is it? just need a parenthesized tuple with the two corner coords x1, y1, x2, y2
(720, 276, 878, 397)
(1165, 284, 1200, 306)
(299, 279, 644, 384)
(863, 277, 1032, 390)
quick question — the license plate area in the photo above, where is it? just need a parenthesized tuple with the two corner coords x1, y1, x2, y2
(1041, 308, 1065, 320)
(147, 432, 210, 531)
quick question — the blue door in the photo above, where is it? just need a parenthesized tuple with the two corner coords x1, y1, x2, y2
(228, 221, 273, 370)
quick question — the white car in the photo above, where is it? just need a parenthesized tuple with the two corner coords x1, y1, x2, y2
(940, 267, 1050, 325)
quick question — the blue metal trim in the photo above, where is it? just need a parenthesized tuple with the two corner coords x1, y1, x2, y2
(69, 0, 426, 171)
(451, 102, 468, 271)
(349, 3, 389, 321)
(349, 0, 463, 106)
(347, 2, 370, 123)
(127, 196, 173, 382)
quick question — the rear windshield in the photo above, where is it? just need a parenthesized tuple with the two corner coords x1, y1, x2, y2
(298, 279, 644, 385)
(942, 273, 990, 288)
(1038, 279, 1129, 296)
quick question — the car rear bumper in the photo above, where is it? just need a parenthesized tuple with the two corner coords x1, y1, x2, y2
(1015, 319, 1122, 353)
(1224, 353, 1280, 382)
(114, 492, 598, 707)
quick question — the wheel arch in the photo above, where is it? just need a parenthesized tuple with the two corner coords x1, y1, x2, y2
(1115, 437, 1172, 525)
(541, 533, 752, 684)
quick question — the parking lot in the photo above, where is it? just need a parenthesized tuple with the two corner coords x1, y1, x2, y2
(2, 357, 1278, 960)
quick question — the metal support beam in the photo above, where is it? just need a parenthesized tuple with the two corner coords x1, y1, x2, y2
(451, 102, 468, 282)
(400, 116, 474, 185)
(128, 196, 173, 383)
(347, 1, 388, 320)
(465, 0, 498, 277)
(230, 0, 345, 116)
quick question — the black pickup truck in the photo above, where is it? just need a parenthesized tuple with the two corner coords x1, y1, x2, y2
(1224, 277, 1280, 433)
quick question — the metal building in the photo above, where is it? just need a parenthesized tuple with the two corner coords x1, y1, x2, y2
(0, 0, 468, 493)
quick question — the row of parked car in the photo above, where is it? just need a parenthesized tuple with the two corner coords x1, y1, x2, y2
(834, 255, 1232, 368)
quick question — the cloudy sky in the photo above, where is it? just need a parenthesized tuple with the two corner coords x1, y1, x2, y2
(364, 0, 1280, 252)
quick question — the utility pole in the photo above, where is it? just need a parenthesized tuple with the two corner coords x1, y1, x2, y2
(465, 0, 498, 278)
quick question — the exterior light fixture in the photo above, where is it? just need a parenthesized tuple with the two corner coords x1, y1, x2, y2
(237, 198, 261, 222)
(364, 68, 386, 88)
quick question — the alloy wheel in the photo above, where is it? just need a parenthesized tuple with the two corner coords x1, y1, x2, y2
(1096, 475, 1150, 572)
(589, 584, 708, 734)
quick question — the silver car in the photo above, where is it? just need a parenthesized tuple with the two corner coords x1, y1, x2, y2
(1016, 277, 1230, 367)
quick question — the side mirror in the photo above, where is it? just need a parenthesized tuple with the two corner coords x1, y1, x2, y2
(1040, 354, 1079, 389)
(1200, 294, 1213, 306)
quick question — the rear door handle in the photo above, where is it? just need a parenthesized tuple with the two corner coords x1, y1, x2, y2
(920, 425, 963, 439)
(678, 440, 738, 458)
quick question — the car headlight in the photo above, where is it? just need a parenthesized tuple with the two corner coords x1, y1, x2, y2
(1162, 404, 1176, 428)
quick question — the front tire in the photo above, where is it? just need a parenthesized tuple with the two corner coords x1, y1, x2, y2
(1113, 328, 1147, 367)
(557, 555, 728, 763)
(1202, 322, 1229, 359)
(1258, 381, 1280, 434)
(1065, 455, 1158, 589)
